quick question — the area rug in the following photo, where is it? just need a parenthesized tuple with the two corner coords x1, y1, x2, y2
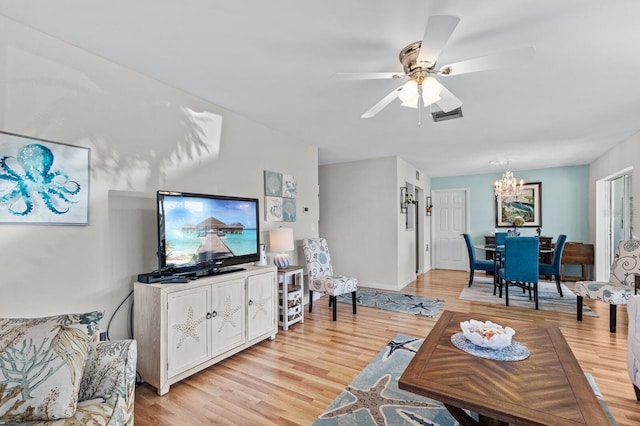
(313, 334, 616, 425)
(336, 289, 444, 317)
(459, 278, 598, 317)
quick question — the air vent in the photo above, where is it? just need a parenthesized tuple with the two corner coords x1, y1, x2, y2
(432, 107, 463, 122)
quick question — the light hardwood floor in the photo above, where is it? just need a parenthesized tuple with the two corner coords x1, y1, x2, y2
(134, 269, 639, 425)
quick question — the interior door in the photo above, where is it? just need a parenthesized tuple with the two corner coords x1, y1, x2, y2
(610, 174, 631, 263)
(432, 189, 468, 270)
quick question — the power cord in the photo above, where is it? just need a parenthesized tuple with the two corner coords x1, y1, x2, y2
(105, 289, 134, 341)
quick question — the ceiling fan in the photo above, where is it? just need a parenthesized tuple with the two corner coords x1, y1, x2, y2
(337, 15, 535, 122)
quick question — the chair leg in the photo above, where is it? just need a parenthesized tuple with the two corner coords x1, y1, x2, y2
(534, 282, 539, 310)
(351, 291, 357, 315)
(555, 275, 563, 297)
(610, 304, 616, 333)
(309, 290, 314, 312)
(468, 269, 475, 287)
(577, 295, 583, 321)
(505, 281, 509, 306)
(331, 296, 337, 321)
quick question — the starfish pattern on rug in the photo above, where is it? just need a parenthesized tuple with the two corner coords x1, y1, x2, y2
(172, 306, 206, 349)
(382, 337, 419, 361)
(319, 374, 439, 424)
(337, 289, 444, 318)
(408, 302, 440, 315)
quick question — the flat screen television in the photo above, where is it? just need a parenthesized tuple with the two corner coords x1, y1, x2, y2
(157, 190, 260, 277)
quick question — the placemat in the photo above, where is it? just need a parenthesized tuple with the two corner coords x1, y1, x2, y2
(451, 332, 530, 361)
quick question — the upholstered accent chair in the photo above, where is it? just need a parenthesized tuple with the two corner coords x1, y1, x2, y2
(628, 295, 640, 401)
(462, 233, 494, 287)
(302, 238, 358, 321)
(576, 239, 640, 333)
(497, 237, 540, 309)
(539, 234, 568, 297)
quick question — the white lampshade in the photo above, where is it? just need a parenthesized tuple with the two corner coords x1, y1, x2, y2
(398, 80, 419, 107)
(269, 227, 294, 269)
(399, 77, 443, 109)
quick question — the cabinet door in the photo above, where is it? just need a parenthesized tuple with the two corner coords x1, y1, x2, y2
(167, 286, 211, 378)
(247, 272, 276, 341)
(210, 278, 246, 356)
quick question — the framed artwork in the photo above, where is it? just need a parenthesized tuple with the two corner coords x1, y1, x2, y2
(265, 196, 283, 221)
(282, 198, 296, 222)
(0, 131, 90, 225)
(496, 182, 541, 228)
(264, 170, 297, 222)
(264, 170, 282, 197)
(282, 174, 297, 198)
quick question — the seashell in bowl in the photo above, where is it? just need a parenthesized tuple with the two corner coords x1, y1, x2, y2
(460, 319, 515, 349)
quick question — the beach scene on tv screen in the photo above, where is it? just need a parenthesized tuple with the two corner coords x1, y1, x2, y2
(163, 196, 257, 266)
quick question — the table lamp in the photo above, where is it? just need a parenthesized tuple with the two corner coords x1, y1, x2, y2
(269, 227, 294, 269)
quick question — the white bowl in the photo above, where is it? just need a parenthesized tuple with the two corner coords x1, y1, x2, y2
(460, 319, 515, 349)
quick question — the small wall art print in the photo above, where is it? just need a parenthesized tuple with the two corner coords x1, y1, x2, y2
(0, 131, 89, 225)
(265, 196, 283, 222)
(496, 182, 541, 228)
(282, 174, 297, 198)
(282, 198, 296, 222)
(264, 170, 282, 197)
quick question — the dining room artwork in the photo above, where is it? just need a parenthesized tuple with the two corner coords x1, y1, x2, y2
(496, 182, 541, 228)
(264, 170, 296, 222)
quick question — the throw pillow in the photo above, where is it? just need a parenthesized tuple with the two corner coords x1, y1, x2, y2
(0, 311, 103, 423)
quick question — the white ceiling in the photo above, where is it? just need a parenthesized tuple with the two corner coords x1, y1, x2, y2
(2, 0, 640, 177)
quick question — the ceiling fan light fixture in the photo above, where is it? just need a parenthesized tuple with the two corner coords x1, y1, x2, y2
(399, 77, 443, 109)
(398, 80, 419, 105)
(422, 76, 443, 98)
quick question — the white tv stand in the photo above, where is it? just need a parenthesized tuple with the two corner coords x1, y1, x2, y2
(134, 265, 277, 395)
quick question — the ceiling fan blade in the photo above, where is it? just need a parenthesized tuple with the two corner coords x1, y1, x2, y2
(416, 15, 460, 67)
(438, 46, 535, 76)
(436, 85, 463, 113)
(334, 72, 405, 80)
(361, 86, 402, 118)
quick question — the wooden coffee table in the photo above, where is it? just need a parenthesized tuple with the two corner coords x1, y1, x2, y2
(399, 310, 610, 426)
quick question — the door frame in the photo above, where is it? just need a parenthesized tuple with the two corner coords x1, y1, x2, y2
(595, 167, 633, 281)
(431, 188, 470, 270)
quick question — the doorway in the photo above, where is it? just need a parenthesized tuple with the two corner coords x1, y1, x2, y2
(595, 168, 633, 280)
(432, 189, 469, 270)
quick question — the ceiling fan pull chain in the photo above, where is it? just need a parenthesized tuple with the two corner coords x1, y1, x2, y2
(418, 81, 423, 126)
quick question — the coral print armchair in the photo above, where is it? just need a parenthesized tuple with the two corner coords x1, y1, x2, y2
(302, 238, 358, 321)
(575, 239, 640, 333)
(628, 295, 640, 401)
(0, 311, 137, 425)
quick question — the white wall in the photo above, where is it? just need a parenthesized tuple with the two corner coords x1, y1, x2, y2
(589, 131, 640, 241)
(0, 17, 319, 338)
(319, 156, 430, 290)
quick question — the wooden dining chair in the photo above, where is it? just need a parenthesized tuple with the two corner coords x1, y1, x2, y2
(497, 237, 540, 309)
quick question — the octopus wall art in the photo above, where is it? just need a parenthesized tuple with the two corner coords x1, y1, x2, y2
(0, 132, 89, 224)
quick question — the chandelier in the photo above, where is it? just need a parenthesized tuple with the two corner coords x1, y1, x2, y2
(494, 169, 523, 202)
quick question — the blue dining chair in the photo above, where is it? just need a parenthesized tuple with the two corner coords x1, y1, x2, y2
(492, 232, 509, 273)
(539, 234, 567, 297)
(463, 234, 494, 287)
(497, 237, 540, 309)
(494, 232, 508, 248)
